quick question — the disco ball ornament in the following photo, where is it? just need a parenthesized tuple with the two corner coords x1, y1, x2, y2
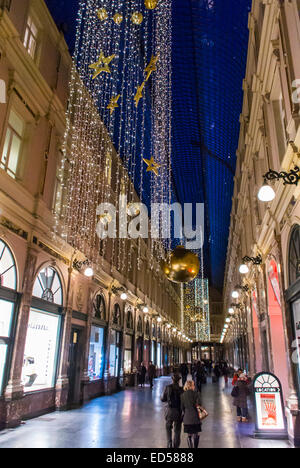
(113, 13, 123, 25)
(97, 8, 108, 21)
(162, 246, 200, 284)
(131, 11, 144, 25)
(145, 0, 158, 9)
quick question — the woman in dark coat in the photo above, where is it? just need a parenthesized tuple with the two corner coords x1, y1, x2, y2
(181, 380, 202, 448)
(232, 373, 250, 422)
(138, 362, 147, 387)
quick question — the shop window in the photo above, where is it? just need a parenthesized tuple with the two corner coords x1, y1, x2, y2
(23, 16, 38, 59)
(0, 300, 14, 394)
(88, 325, 105, 380)
(33, 266, 63, 305)
(22, 309, 61, 392)
(0, 239, 17, 290)
(109, 329, 121, 377)
(289, 225, 300, 287)
(1, 109, 25, 179)
(152, 323, 156, 338)
(93, 293, 106, 320)
(157, 342, 161, 368)
(124, 334, 133, 374)
(112, 304, 121, 326)
(126, 310, 133, 330)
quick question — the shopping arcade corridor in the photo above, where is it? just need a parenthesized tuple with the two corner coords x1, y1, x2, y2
(0, 376, 291, 449)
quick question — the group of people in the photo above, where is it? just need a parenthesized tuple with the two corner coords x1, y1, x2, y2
(160, 363, 252, 449)
(161, 374, 202, 449)
(137, 361, 156, 389)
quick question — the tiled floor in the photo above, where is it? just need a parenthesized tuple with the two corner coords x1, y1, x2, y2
(0, 376, 292, 448)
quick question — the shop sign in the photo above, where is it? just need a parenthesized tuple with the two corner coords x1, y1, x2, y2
(253, 372, 287, 439)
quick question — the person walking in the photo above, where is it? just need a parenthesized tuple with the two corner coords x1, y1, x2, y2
(138, 362, 147, 388)
(232, 373, 251, 422)
(180, 363, 189, 387)
(181, 380, 202, 449)
(161, 374, 184, 448)
(148, 361, 156, 389)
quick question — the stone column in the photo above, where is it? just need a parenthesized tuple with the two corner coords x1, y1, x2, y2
(81, 286, 94, 403)
(4, 247, 38, 427)
(55, 267, 76, 410)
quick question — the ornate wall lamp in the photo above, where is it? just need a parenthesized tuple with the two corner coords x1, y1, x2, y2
(111, 285, 128, 300)
(232, 285, 249, 299)
(258, 143, 300, 202)
(239, 254, 262, 274)
(73, 258, 94, 277)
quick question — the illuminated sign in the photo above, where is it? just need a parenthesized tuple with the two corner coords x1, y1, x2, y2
(253, 372, 287, 439)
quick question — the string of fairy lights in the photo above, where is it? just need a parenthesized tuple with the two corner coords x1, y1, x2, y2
(54, 0, 172, 273)
(53, 0, 210, 342)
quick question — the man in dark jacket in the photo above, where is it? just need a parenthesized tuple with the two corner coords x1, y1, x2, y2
(148, 361, 156, 389)
(180, 363, 189, 387)
(161, 374, 184, 448)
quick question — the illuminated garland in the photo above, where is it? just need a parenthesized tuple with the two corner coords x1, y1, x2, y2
(54, 0, 173, 278)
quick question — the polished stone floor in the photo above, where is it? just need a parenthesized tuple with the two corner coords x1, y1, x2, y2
(0, 376, 292, 448)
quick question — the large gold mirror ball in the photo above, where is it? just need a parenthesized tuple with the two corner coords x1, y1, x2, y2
(162, 246, 200, 284)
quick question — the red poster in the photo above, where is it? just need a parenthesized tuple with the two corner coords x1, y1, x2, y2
(268, 260, 281, 306)
(260, 394, 277, 427)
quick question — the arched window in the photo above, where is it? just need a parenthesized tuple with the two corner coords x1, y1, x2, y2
(289, 225, 300, 287)
(126, 310, 133, 330)
(152, 323, 156, 338)
(145, 320, 150, 336)
(93, 293, 106, 320)
(113, 303, 121, 326)
(0, 240, 17, 290)
(33, 266, 62, 305)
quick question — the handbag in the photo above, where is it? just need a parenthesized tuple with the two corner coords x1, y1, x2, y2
(231, 386, 239, 398)
(196, 405, 209, 421)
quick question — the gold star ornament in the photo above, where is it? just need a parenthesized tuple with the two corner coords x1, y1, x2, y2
(145, 55, 158, 81)
(89, 51, 115, 79)
(107, 94, 121, 114)
(134, 82, 145, 107)
(143, 156, 160, 176)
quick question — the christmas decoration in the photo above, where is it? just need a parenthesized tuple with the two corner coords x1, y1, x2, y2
(143, 156, 160, 176)
(97, 8, 108, 21)
(145, 0, 158, 10)
(145, 55, 158, 81)
(131, 11, 143, 25)
(162, 246, 200, 284)
(113, 13, 123, 25)
(134, 82, 145, 107)
(107, 94, 121, 114)
(89, 51, 115, 79)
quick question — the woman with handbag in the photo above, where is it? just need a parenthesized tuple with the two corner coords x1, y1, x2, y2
(181, 380, 207, 448)
(232, 373, 250, 422)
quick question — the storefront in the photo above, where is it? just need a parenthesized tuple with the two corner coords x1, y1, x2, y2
(109, 329, 122, 378)
(88, 325, 105, 381)
(22, 266, 63, 392)
(0, 240, 18, 396)
(124, 333, 133, 374)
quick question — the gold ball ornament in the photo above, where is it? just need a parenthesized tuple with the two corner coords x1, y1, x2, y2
(145, 0, 158, 9)
(162, 246, 200, 284)
(113, 13, 123, 25)
(97, 8, 108, 21)
(131, 11, 144, 25)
